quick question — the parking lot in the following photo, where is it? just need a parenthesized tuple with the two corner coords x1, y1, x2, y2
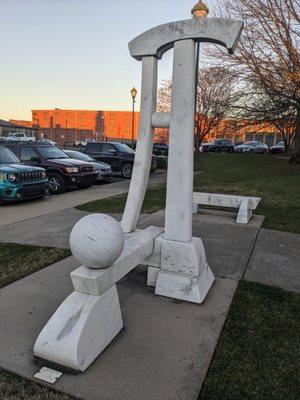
(0, 172, 167, 226)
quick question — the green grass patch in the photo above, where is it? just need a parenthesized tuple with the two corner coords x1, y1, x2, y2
(76, 186, 167, 214)
(194, 153, 300, 233)
(199, 280, 300, 400)
(0, 243, 70, 289)
(0, 243, 72, 398)
(0, 368, 73, 400)
(76, 153, 300, 234)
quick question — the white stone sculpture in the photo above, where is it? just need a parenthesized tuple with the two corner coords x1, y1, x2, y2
(70, 214, 125, 268)
(34, 16, 244, 372)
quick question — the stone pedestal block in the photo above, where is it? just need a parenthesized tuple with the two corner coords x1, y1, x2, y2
(34, 285, 123, 372)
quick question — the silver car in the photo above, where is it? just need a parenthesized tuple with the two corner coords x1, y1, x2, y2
(63, 150, 112, 181)
(234, 141, 269, 154)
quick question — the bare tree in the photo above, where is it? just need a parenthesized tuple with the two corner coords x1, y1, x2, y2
(157, 79, 172, 113)
(157, 67, 240, 150)
(211, 0, 300, 162)
(194, 66, 241, 150)
(232, 87, 296, 153)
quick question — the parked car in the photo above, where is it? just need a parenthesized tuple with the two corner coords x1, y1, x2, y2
(63, 150, 112, 181)
(84, 142, 157, 179)
(270, 141, 285, 154)
(234, 141, 269, 154)
(5, 143, 99, 194)
(2, 132, 36, 142)
(39, 138, 58, 146)
(153, 143, 169, 156)
(0, 145, 49, 203)
(202, 139, 234, 153)
(73, 138, 96, 148)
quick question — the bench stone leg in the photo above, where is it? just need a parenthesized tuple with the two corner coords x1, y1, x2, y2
(237, 198, 252, 224)
(34, 285, 123, 372)
(192, 203, 199, 214)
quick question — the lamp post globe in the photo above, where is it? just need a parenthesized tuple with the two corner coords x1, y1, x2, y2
(131, 87, 137, 101)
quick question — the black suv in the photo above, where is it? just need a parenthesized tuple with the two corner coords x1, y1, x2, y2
(202, 139, 234, 153)
(84, 142, 157, 179)
(153, 143, 169, 156)
(6, 143, 99, 194)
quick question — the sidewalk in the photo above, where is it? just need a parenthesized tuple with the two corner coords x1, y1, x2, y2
(0, 171, 167, 226)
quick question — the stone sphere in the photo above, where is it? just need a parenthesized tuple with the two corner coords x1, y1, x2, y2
(69, 213, 125, 269)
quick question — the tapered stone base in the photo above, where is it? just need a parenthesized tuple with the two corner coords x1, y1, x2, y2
(147, 236, 214, 303)
(155, 263, 214, 304)
(34, 285, 123, 372)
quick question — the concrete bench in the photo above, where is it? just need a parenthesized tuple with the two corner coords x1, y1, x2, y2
(192, 192, 261, 224)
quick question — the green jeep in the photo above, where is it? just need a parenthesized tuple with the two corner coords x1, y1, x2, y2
(0, 145, 49, 203)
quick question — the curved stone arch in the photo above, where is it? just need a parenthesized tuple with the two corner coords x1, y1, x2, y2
(129, 17, 244, 61)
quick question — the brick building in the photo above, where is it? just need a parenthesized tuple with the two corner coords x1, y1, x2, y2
(31, 108, 282, 146)
(31, 109, 140, 145)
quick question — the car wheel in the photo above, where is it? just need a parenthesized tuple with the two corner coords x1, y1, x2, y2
(48, 172, 66, 194)
(121, 163, 133, 179)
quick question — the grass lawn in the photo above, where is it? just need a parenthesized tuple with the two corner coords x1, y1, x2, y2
(76, 153, 300, 234)
(199, 280, 300, 400)
(194, 153, 300, 234)
(76, 186, 167, 214)
(0, 243, 71, 289)
(0, 368, 73, 400)
(0, 242, 72, 399)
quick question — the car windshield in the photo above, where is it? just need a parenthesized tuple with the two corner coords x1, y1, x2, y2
(38, 146, 69, 159)
(114, 143, 135, 154)
(0, 147, 20, 163)
(65, 151, 93, 161)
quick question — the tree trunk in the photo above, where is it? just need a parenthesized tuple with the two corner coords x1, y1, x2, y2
(291, 108, 300, 164)
(194, 135, 201, 153)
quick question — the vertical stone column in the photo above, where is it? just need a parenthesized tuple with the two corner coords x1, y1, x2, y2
(164, 39, 196, 242)
(121, 56, 158, 234)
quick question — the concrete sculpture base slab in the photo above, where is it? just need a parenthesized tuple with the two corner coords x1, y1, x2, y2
(0, 255, 238, 400)
(155, 264, 215, 304)
(34, 285, 123, 372)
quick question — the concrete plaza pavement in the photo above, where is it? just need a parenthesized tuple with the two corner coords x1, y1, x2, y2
(245, 228, 300, 292)
(0, 256, 237, 400)
(1, 205, 299, 290)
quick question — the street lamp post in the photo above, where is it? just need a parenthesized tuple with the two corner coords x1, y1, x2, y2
(130, 87, 137, 147)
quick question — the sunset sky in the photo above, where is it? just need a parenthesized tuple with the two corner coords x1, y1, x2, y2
(0, 0, 216, 121)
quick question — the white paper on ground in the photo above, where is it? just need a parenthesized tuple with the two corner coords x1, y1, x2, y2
(34, 367, 63, 384)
